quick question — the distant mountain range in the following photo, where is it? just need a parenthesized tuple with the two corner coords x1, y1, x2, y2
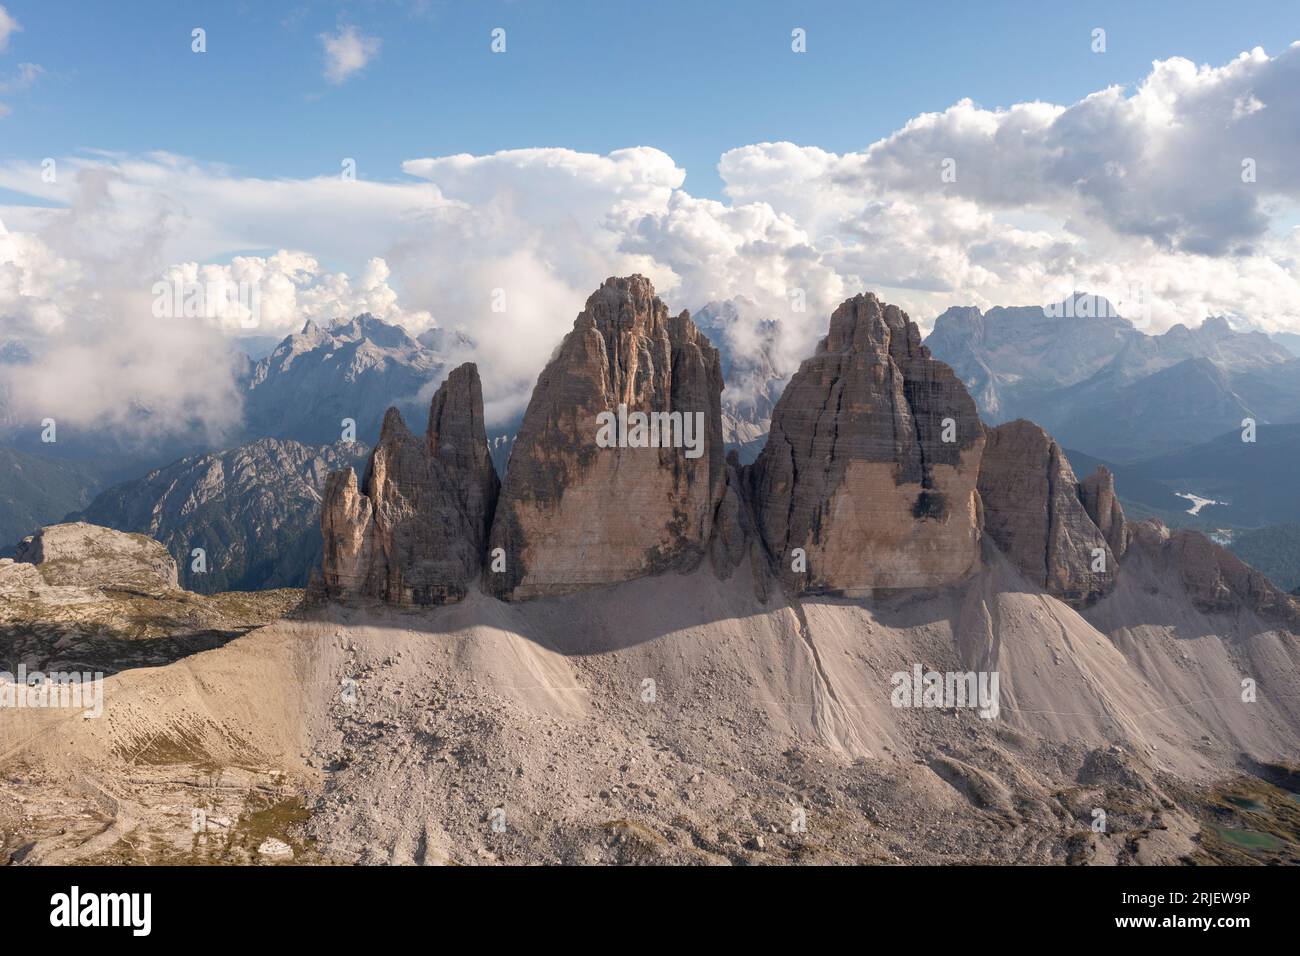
(925, 299, 1300, 463)
(1274, 331, 1300, 357)
(242, 313, 445, 446)
(0, 314, 452, 568)
(71, 437, 366, 592)
(2, 303, 783, 586)
(1065, 423, 1300, 529)
(0, 446, 106, 557)
(693, 298, 791, 459)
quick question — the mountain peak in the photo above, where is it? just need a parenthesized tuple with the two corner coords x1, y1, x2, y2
(486, 274, 725, 600)
(753, 290, 983, 593)
(330, 312, 420, 350)
(820, 291, 921, 358)
(1199, 314, 1234, 337)
(322, 362, 498, 606)
(244, 312, 443, 446)
(1036, 292, 1124, 321)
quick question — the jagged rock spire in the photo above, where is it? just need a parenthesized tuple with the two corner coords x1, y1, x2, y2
(1080, 465, 1129, 559)
(320, 362, 498, 605)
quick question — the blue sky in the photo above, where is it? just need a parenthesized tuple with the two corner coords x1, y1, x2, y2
(3, 0, 1299, 198)
(3, 1, 1300, 431)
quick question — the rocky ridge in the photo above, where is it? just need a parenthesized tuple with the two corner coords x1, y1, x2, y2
(320, 363, 499, 606)
(318, 276, 1300, 628)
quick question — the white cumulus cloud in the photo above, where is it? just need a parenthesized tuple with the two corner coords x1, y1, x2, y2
(3, 44, 1300, 440)
(0, 5, 19, 54)
(320, 26, 380, 84)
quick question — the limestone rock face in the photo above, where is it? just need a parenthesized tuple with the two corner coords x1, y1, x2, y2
(1080, 465, 1129, 559)
(12, 522, 179, 593)
(319, 469, 375, 597)
(709, 452, 750, 580)
(320, 363, 499, 605)
(749, 293, 985, 593)
(978, 420, 1115, 604)
(488, 275, 726, 600)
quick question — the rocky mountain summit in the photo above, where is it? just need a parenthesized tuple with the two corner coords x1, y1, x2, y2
(487, 275, 726, 600)
(750, 292, 985, 594)
(321, 363, 498, 605)
(317, 276, 1300, 633)
(243, 313, 445, 447)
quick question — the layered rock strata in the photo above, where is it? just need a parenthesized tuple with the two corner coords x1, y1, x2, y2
(320, 363, 498, 605)
(486, 275, 726, 600)
(748, 293, 985, 593)
(977, 420, 1117, 604)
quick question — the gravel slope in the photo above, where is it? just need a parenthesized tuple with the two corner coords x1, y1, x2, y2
(2, 552, 1296, 865)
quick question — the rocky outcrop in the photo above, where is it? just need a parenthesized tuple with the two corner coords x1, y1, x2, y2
(321, 363, 498, 605)
(487, 276, 726, 600)
(1128, 519, 1300, 627)
(748, 293, 984, 594)
(12, 521, 179, 593)
(978, 420, 1116, 604)
(1, 521, 298, 674)
(1080, 465, 1129, 558)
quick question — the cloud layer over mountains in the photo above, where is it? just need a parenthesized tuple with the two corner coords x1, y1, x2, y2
(1, 44, 1299, 438)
